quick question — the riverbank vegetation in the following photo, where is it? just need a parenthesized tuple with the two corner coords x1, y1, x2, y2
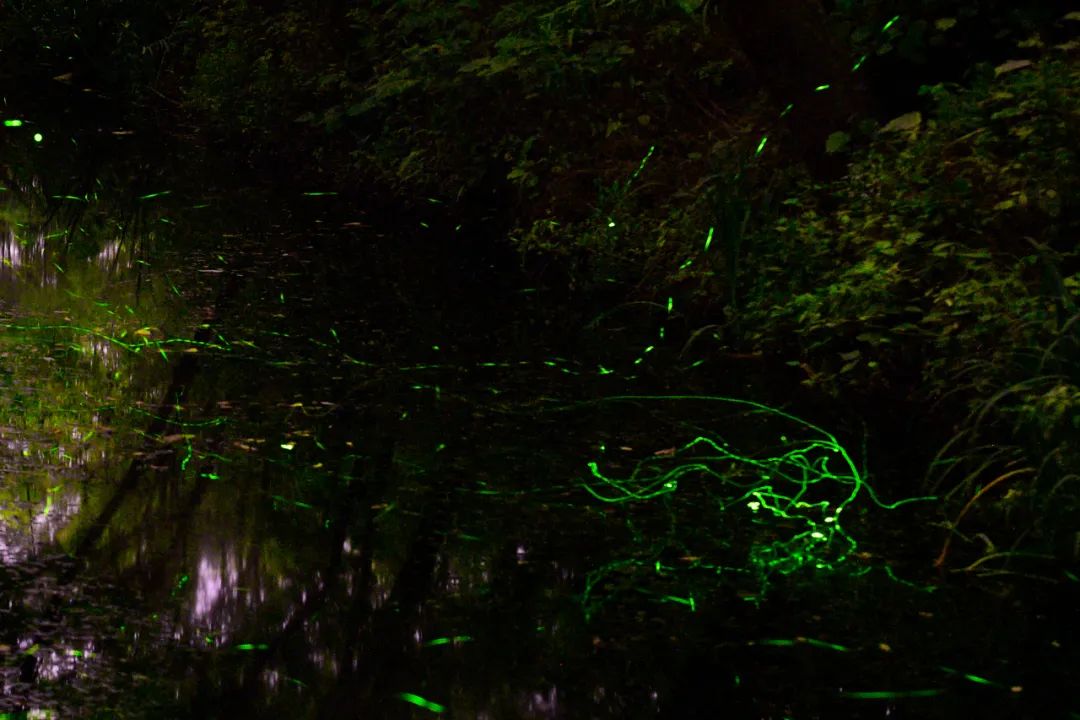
(3, 0, 1078, 578)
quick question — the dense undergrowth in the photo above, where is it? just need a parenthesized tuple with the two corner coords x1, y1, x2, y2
(2, 0, 1079, 575)
(740, 56, 1080, 571)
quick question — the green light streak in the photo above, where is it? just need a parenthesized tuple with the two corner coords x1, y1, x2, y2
(397, 693, 445, 713)
(757, 639, 796, 647)
(842, 689, 944, 699)
(882, 15, 900, 32)
(4, 119, 23, 127)
(814, 84, 831, 92)
(703, 226, 714, 252)
(2, 322, 231, 355)
(803, 637, 849, 652)
(165, 275, 182, 296)
(423, 635, 473, 647)
(234, 643, 269, 651)
(576, 395, 935, 600)
(180, 442, 193, 471)
(755, 136, 768, 155)
(272, 494, 314, 510)
(882, 564, 937, 592)
(582, 558, 643, 618)
(661, 594, 696, 610)
(939, 666, 1009, 689)
(129, 408, 227, 428)
(137, 190, 172, 201)
(628, 145, 655, 184)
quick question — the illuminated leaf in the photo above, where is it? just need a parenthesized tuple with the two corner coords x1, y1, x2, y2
(994, 59, 1032, 77)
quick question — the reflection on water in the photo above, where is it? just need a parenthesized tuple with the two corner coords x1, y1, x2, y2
(0, 230, 58, 288)
(0, 194, 170, 565)
(0, 183, 1076, 719)
(0, 187, 195, 715)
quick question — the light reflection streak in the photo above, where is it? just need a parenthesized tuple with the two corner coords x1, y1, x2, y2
(191, 541, 241, 642)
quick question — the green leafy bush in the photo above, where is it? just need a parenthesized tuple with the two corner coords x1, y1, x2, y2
(735, 54, 1080, 563)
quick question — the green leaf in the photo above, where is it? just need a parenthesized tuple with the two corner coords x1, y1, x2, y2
(880, 111, 922, 134)
(994, 59, 1032, 77)
(825, 131, 850, 154)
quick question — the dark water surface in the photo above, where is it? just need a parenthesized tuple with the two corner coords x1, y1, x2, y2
(0, 148, 1077, 719)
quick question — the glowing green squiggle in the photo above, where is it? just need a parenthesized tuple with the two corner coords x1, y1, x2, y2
(576, 394, 935, 598)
